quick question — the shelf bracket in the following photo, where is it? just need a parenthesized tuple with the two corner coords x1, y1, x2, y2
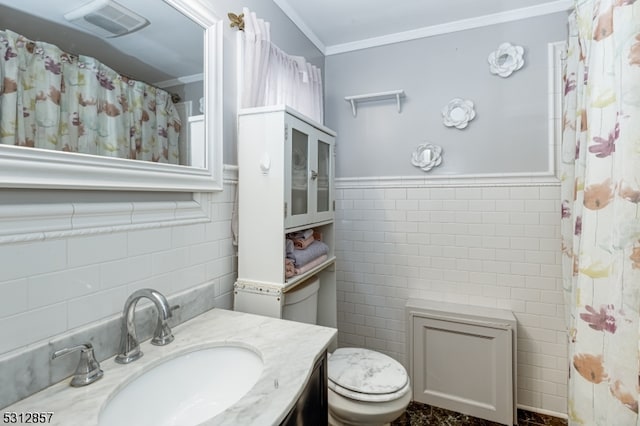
(394, 92, 402, 113)
(349, 99, 357, 117)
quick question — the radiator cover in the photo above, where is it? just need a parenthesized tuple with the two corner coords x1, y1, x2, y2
(406, 299, 518, 425)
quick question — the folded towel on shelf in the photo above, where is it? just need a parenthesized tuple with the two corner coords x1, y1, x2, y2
(288, 229, 314, 240)
(294, 254, 328, 276)
(287, 228, 316, 250)
(289, 240, 329, 267)
(292, 233, 314, 249)
(285, 258, 295, 278)
(285, 239, 295, 260)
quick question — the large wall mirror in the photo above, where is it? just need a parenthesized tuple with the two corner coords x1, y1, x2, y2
(0, 0, 223, 191)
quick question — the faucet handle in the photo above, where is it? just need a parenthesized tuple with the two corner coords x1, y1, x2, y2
(151, 304, 179, 346)
(52, 343, 104, 387)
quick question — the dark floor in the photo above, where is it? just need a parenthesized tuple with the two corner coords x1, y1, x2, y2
(391, 401, 568, 426)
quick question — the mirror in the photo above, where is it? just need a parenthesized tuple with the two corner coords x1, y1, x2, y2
(449, 107, 467, 122)
(410, 143, 443, 172)
(441, 98, 475, 130)
(488, 42, 524, 78)
(497, 53, 511, 67)
(0, 0, 223, 191)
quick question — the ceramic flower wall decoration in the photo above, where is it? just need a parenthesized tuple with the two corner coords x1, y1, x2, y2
(442, 98, 476, 129)
(488, 42, 525, 77)
(411, 143, 443, 172)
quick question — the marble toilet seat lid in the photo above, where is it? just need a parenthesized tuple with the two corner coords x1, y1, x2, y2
(328, 348, 409, 402)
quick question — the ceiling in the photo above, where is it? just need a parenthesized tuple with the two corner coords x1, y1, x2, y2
(0, 0, 573, 83)
(272, 0, 572, 55)
(0, 0, 203, 85)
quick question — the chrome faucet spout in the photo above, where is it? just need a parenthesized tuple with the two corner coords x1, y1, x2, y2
(116, 288, 174, 364)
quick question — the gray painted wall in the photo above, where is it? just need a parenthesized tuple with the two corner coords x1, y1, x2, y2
(325, 13, 568, 178)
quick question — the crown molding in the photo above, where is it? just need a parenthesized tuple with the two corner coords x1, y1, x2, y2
(274, 0, 572, 56)
(326, 1, 571, 55)
(272, 0, 326, 54)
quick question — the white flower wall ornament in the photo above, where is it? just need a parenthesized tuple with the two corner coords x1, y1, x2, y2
(488, 42, 525, 77)
(411, 143, 443, 172)
(442, 98, 476, 129)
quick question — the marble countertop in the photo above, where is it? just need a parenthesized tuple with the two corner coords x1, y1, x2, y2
(4, 308, 337, 426)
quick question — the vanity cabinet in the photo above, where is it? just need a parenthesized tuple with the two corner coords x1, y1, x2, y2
(280, 351, 328, 426)
(234, 106, 337, 333)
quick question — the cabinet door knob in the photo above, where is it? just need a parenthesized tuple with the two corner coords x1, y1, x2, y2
(311, 170, 318, 180)
(260, 153, 271, 174)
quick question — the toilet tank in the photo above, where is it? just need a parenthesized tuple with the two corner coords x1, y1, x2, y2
(406, 299, 517, 425)
(283, 276, 320, 324)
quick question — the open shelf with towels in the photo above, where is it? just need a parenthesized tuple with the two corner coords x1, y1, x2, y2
(344, 89, 405, 117)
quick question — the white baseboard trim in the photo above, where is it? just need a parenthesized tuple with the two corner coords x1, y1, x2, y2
(517, 403, 568, 420)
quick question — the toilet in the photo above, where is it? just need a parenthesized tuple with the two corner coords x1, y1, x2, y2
(327, 347, 412, 426)
(283, 279, 411, 425)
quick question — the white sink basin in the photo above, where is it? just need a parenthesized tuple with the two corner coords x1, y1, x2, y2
(98, 346, 263, 426)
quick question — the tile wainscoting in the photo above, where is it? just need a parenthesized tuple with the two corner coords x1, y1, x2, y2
(334, 176, 567, 416)
(0, 280, 228, 409)
(0, 169, 238, 409)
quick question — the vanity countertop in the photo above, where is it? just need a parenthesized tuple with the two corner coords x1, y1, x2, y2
(3, 308, 337, 426)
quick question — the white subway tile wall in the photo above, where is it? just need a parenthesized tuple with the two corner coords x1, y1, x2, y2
(335, 183, 567, 415)
(0, 186, 237, 356)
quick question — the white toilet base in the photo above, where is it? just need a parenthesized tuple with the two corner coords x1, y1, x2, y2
(327, 386, 412, 426)
(328, 412, 391, 426)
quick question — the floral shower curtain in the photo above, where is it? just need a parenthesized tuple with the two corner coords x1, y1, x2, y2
(560, 1, 640, 424)
(0, 29, 181, 164)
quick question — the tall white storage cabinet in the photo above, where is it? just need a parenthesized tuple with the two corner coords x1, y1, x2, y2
(234, 106, 337, 333)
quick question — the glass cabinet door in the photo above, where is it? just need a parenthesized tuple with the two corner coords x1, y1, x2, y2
(290, 128, 309, 218)
(284, 112, 334, 228)
(316, 140, 331, 213)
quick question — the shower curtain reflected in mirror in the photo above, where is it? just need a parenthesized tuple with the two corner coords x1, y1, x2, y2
(0, 29, 181, 164)
(560, 1, 640, 424)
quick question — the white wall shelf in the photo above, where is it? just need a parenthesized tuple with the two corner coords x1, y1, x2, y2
(344, 89, 405, 117)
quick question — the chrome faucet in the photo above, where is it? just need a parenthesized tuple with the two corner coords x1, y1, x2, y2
(115, 288, 175, 364)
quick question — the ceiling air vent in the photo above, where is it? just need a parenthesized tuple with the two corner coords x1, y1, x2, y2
(64, 0, 149, 38)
